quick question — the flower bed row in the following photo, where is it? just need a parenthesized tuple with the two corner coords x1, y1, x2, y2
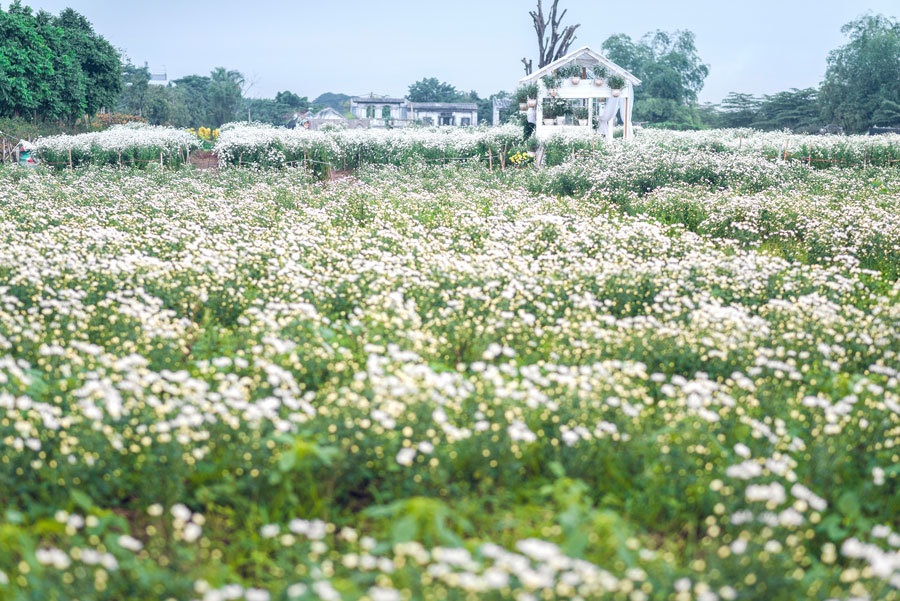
(34, 123, 200, 168)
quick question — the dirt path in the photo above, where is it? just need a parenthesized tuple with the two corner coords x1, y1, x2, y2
(189, 151, 218, 170)
(328, 169, 357, 184)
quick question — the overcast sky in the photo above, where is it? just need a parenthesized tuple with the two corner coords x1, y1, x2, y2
(10, 0, 899, 103)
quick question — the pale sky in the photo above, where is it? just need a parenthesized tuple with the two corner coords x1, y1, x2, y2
(9, 0, 899, 103)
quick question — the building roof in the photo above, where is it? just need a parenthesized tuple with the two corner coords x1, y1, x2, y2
(351, 97, 407, 104)
(519, 46, 641, 86)
(410, 102, 478, 111)
(315, 107, 345, 119)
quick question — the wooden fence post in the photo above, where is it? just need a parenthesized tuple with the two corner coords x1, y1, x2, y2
(160, 152, 164, 168)
(488, 146, 493, 172)
(117, 152, 121, 166)
(68, 147, 73, 170)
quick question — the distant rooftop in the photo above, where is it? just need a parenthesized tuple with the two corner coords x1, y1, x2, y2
(410, 102, 478, 111)
(351, 96, 406, 104)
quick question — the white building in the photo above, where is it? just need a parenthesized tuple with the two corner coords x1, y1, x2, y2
(349, 96, 409, 127)
(408, 102, 477, 126)
(518, 46, 641, 141)
(349, 95, 479, 128)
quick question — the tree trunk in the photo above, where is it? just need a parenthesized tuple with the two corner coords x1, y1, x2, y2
(524, 0, 580, 72)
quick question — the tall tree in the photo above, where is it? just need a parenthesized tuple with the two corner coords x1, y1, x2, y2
(601, 29, 709, 128)
(820, 14, 900, 133)
(0, 1, 54, 118)
(408, 78, 463, 102)
(53, 8, 121, 116)
(118, 62, 151, 117)
(719, 92, 762, 128)
(208, 67, 244, 127)
(242, 91, 311, 126)
(754, 88, 821, 131)
(521, 0, 580, 75)
(170, 74, 212, 127)
(0, 2, 119, 122)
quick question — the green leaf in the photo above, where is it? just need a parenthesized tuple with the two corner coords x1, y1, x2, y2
(70, 490, 94, 512)
(837, 491, 860, 519)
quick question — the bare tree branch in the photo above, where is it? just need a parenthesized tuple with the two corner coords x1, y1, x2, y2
(521, 57, 533, 76)
(526, 0, 580, 70)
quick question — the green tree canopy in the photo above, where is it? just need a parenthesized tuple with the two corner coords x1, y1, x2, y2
(601, 29, 709, 128)
(0, 1, 54, 118)
(820, 14, 900, 133)
(754, 88, 821, 132)
(408, 78, 464, 103)
(719, 92, 762, 128)
(118, 62, 151, 117)
(0, 1, 120, 122)
(242, 91, 312, 126)
(209, 67, 244, 127)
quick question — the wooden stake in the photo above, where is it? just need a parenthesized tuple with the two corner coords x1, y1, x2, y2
(160, 152, 164, 168)
(488, 146, 493, 172)
(69, 147, 73, 170)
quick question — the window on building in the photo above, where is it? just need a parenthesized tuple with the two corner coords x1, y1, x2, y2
(366, 106, 375, 118)
(382, 106, 391, 120)
(460, 118, 471, 126)
(439, 113, 454, 126)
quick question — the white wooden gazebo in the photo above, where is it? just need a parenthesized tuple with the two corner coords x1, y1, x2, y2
(519, 46, 641, 141)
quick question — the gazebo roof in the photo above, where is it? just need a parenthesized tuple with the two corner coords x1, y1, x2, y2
(519, 46, 642, 86)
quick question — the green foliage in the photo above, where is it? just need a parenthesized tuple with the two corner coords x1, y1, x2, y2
(515, 85, 539, 106)
(873, 98, 900, 126)
(718, 92, 762, 128)
(607, 75, 626, 90)
(753, 88, 822, 132)
(408, 77, 464, 103)
(118, 63, 151, 118)
(2, 147, 900, 599)
(602, 29, 708, 128)
(242, 91, 312, 127)
(542, 98, 567, 119)
(208, 68, 244, 127)
(0, 2, 120, 122)
(821, 14, 900, 132)
(558, 64, 582, 79)
(542, 74, 561, 93)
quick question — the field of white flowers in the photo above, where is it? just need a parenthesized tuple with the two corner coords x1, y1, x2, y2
(31, 122, 900, 172)
(1, 137, 900, 601)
